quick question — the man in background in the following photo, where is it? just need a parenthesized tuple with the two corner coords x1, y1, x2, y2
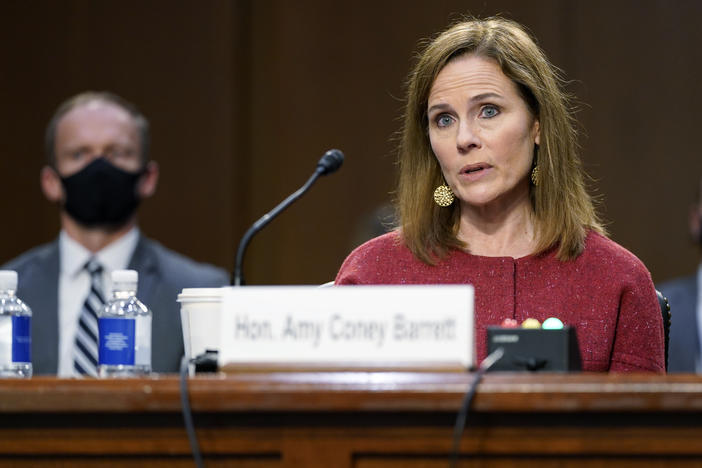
(659, 179, 702, 372)
(2, 91, 228, 376)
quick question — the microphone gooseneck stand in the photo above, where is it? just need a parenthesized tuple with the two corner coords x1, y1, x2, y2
(231, 148, 345, 286)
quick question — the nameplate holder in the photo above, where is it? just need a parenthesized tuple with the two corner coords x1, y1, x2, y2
(218, 285, 474, 371)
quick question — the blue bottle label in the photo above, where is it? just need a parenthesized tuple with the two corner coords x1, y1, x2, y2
(11, 316, 31, 363)
(98, 318, 135, 366)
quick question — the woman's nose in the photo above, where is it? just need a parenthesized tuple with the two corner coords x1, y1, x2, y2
(456, 120, 480, 153)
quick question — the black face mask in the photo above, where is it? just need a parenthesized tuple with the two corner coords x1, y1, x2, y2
(59, 158, 145, 228)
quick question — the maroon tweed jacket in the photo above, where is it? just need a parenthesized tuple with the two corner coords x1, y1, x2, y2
(335, 231, 664, 373)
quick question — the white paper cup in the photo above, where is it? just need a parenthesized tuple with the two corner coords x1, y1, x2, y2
(177, 287, 225, 362)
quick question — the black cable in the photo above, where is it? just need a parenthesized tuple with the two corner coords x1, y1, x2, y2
(180, 354, 204, 468)
(449, 347, 504, 468)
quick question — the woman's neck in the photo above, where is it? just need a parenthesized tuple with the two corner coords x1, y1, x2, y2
(457, 195, 536, 258)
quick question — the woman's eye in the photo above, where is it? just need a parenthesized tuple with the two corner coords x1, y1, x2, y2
(435, 114, 454, 127)
(480, 105, 499, 118)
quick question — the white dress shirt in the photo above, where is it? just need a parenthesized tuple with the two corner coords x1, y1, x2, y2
(57, 227, 140, 377)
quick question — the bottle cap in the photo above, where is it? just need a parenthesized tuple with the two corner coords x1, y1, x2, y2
(111, 269, 138, 291)
(0, 270, 18, 291)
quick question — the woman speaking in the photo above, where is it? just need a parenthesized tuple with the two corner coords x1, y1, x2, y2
(335, 17, 664, 372)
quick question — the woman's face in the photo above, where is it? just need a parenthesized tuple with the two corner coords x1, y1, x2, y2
(427, 54, 540, 212)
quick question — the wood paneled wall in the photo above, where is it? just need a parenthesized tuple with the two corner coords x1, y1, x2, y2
(0, 0, 700, 285)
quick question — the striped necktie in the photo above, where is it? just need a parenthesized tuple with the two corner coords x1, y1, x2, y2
(73, 258, 105, 377)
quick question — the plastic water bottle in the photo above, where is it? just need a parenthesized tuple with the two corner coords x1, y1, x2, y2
(0, 270, 32, 378)
(98, 270, 152, 377)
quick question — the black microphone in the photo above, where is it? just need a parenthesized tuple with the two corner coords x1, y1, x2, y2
(231, 149, 345, 286)
(317, 148, 344, 175)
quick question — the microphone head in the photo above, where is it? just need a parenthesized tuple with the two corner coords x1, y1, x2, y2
(317, 149, 344, 175)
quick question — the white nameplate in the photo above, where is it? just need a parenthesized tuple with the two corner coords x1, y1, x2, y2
(218, 285, 474, 370)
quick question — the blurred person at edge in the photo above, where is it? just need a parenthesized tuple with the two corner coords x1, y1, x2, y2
(2, 92, 228, 376)
(335, 17, 664, 372)
(659, 179, 702, 372)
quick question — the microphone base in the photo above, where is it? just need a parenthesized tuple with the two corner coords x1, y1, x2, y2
(487, 327, 582, 372)
(193, 349, 219, 373)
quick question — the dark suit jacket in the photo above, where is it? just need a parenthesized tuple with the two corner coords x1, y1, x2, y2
(2, 235, 229, 374)
(659, 274, 698, 372)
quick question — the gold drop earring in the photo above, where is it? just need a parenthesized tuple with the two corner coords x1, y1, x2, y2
(530, 144, 540, 186)
(530, 165, 540, 186)
(433, 182, 455, 207)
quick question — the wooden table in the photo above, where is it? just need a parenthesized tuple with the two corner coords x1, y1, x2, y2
(1, 372, 702, 467)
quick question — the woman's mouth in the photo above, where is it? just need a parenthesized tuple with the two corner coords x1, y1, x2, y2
(459, 163, 492, 180)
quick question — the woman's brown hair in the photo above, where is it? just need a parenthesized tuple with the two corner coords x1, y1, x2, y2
(397, 17, 603, 264)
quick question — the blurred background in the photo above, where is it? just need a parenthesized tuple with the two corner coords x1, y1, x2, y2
(0, 0, 700, 285)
